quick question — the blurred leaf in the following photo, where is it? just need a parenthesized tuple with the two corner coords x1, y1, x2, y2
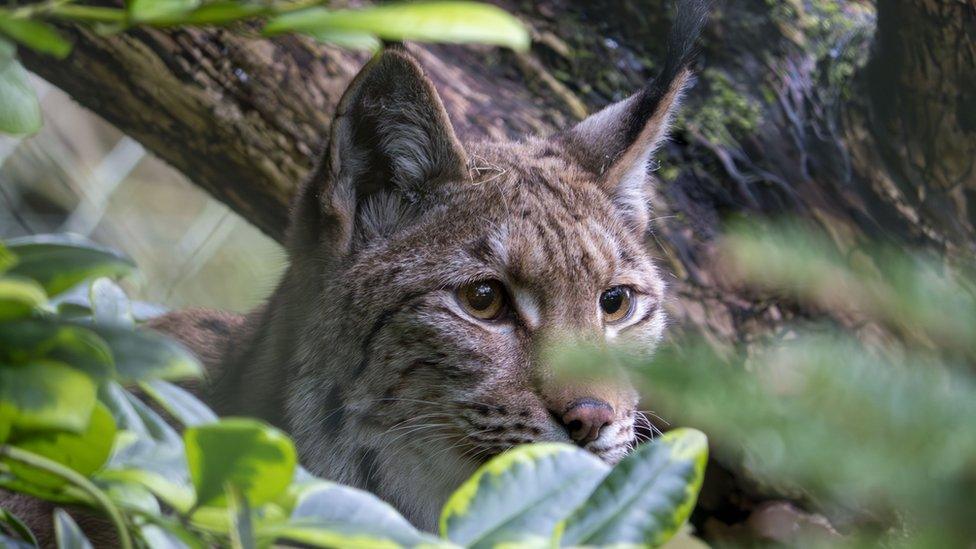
(90, 278, 134, 327)
(264, 2, 530, 51)
(53, 508, 93, 549)
(98, 382, 148, 436)
(557, 429, 709, 547)
(440, 443, 609, 548)
(184, 418, 296, 507)
(304, 29, 381, 51)
(104, 480, 160, 514)
(0, 319, 115, 381)
(128, 0, 201, 23)
(0, 359, 96, 438)
(6, 404, 116, 489)
(0, 507, 37, 547)
(227, 484, 255, 549)
(140, 380, 217, 427)
(266, 481, 438, 547)
(160, 1, 268, 25)
(0, 38, 41, 136)
(97, 469, 195, 514)
(0, 15, 71, 58)
(5, 234, 135, 297)
(91, 323, 201, 382)
(0, 277, 47, 321)
(0, 243, 15, 273)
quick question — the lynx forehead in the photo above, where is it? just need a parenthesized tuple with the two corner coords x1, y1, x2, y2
(190, 1, 708, 531)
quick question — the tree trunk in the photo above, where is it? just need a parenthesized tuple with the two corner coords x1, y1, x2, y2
(18, 0, 976, 541)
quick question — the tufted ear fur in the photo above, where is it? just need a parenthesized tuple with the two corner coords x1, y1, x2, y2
(290, 46, 468, 256)
(557, 0, 709, 234)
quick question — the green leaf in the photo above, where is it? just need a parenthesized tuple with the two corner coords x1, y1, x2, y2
(0, 38, 41, 136)
(0, 243, 16, 273)
(440, 443, 609, 548)
(5, 234, 135, 297)
(227, 484, 256, 549)
(89, 278, 134, 327)
(0, 507, 38, 547)
(266, 481, 440, 548)
(127, 0, 201, 23)
(304, 30, 381, 51)
(98, 382, 149, 436)
(165, 2, 268, 25)
(0, 319, 115, 381)
(97, 469, 195, 514)
(140, 380, 217, 427)
(0, 16, 71, 58)
(6, 403, 116, 489)
(0, 359, 97, 438)
(0, 277, 47, 321)
(184, 418, 296, 507)
(264, 2, 529, 51)
(53, 508, 94, 549)
(91, 323, 201, 382)
(557, 429, 709, 548)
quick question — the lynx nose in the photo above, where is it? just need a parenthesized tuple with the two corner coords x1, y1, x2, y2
(559, 398, 614, 445)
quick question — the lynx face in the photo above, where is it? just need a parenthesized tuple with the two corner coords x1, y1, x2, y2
(275, 9, 704, 529)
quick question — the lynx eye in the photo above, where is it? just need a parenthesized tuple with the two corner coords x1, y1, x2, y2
(458, 280, 507, 321)
(600, 286, 634, 324)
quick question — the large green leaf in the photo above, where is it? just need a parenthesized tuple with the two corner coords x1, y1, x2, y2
(91, 323, 201, 382)
(89, 277, 134, 327)
(557, 429, 709, 548)
(0, 38, 41, 136)
(4, 234, 135, 297)
(266, 481, 441, 548)
(6, 403, 116, 489)
(0, 277, 47, 321)
(264, 2, 529, 51)
(53, 508, 94, 549)
(127, 0, 201, 22)
(0, 319, 115, 381)
(440, 443, 609, 548)
(0, 359, 97, 438)
(140, 380, 217, 427)
(0, 16, 71, 58)
(97, 469, 195, 514)
(184, 418, 296, 507)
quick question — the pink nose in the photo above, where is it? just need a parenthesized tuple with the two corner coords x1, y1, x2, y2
(560, 399, 614, 445)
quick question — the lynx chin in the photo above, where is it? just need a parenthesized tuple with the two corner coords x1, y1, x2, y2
(151, 1, 709, 530)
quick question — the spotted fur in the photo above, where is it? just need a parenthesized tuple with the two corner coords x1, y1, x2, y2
(152, 0, 708, 530)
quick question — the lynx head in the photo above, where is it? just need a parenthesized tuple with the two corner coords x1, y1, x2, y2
(282, 2, 707, 529)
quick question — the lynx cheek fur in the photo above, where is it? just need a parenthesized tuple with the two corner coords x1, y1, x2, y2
(152, 2, 708, 530)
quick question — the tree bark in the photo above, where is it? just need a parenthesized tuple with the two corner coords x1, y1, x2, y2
(17, 0, 976, 541)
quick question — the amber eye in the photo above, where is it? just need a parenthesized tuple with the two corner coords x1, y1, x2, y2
(600, 286, 634, 323)
(458, 280, 507, 320)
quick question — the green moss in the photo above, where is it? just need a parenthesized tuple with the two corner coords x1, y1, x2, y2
(680, 68, 762, 145)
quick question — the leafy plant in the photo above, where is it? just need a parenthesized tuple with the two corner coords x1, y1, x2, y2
(0, 0, 530, 135)
(0, 234, 709, 548)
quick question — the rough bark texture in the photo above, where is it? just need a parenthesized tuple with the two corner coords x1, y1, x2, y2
(18, 0, 976, 541)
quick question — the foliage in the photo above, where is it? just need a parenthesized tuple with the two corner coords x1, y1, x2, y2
(0, 0, 529, 135)
(0, 234, 708, 548)
(611, 221, 976, 546)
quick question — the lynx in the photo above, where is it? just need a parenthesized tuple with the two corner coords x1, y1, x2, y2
(153, 2, 708, 531)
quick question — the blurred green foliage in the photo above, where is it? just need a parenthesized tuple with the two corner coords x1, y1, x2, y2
(626, 222, 976, 546)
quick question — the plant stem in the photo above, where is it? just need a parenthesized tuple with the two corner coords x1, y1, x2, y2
(0, 445, 134, 549)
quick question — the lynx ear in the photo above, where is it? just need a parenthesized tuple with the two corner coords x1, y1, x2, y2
(558, 0, 708, 233)
(291, 46, 468, 255)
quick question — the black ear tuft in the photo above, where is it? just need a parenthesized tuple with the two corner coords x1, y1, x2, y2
(289, 46, 468, 256)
